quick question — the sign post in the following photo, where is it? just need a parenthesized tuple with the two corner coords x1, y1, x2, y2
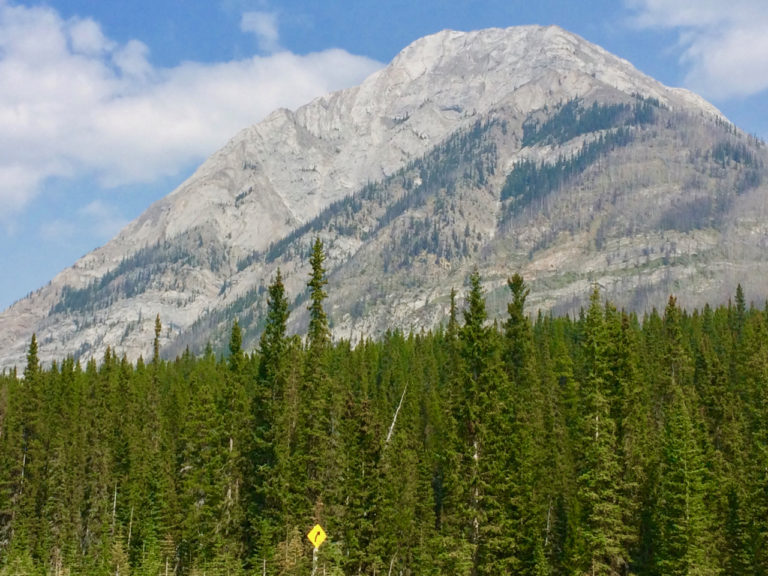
(307, 524, 327, 576)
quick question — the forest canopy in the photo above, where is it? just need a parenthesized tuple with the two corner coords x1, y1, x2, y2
(1, 252, 766, 575)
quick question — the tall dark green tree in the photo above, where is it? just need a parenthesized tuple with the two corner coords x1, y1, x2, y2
(458, 269, 516, 574)
(153, 315, 162, 365)
(575, 289, 629, 575)
(258, 269, 289, 385)
(307, 238, 330, 354)
(248, 269, 290, 561)
(503, 274, 554, 575)
(296, 238, 334, 536)
(653, 296, 716, 576)
(228, 319, 244, 373)
(504, 273, 532, 382)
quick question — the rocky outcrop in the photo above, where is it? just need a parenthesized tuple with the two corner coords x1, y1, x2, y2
(1, 26, 764, 368)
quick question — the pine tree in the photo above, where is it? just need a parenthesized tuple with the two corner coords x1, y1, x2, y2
(504, 273, 532, 382)
(153, 314, 162, 365)
(229, 319, 244, 373)
(258, 269, 289, 385)
(24, 334, 39, 382)
(307, 238, 330, 354)
(297, 238, 334, 531)
(457, 269, 516, 574)
(656, 385, 713, 575)
(654, 296, 717, 575)
(575, 289, 629, 575)
(248, 269, 290, 561)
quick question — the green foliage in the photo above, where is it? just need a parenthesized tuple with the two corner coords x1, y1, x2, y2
(501, 128, 633, 208)
(1, 279, 766, 575)
(503, 97, 662, 219)
(712, 140, 759, 168)
(307, 238, 330, 352)
(521, 97, 658, 147)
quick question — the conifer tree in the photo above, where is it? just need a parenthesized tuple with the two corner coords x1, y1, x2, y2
(504, 273, 532, 382)
(218, 320, 248, 561)
(248, 270, 290, 560)
(258, 269, 289, 384)
(457, 269, 516, 574)
(228, 319, 244, 372)
(654, 296, 716, 575)
(576, 288, 629, 575)
(153, 314, 162, 365)
(299, 238, 334, 531)
(505, 276, 558, 574)
(447, 287, 459, 340)
(10, 335, 43, 558)
(454, 270, 487, 571)
(307, 238, 330, 354)
(656, 385, 713, 575)
(5, 284, 768, 575)
(24, 334, 39, 382)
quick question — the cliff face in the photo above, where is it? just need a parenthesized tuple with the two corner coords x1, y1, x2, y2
(1, 25, 766, 367)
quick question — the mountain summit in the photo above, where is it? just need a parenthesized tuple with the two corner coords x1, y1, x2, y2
(1, 26, 766, 367)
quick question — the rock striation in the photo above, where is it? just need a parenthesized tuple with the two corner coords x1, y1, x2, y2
(1, 25, 766, 368)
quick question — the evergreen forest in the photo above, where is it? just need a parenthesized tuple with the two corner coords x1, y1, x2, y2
(2, 239, 768, 576)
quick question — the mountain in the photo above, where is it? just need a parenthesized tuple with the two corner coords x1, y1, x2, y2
(1, 25, 766, 368)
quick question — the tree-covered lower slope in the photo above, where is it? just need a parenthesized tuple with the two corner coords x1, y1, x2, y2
(2, 249, 768, 575)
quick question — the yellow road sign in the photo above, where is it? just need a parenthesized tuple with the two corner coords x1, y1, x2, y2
(307, 524, 327, 549)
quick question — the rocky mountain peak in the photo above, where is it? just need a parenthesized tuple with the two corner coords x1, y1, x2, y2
(0, 26, 762, 369)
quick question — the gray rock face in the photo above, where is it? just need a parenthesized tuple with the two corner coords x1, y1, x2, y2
(0, 25, 764, 368)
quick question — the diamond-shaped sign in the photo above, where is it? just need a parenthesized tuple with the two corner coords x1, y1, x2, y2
(307, 524, 327, 549)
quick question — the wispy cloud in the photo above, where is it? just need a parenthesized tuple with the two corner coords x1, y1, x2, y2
(627, 0, 768, 99)
(0, 1, 382, 225)
(241, 10, 281, 53)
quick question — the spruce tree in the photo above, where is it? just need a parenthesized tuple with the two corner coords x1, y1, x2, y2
(307, 238, 330, 354)
(24, 334, 39, 382)
(458, 269, 516, 574)
(504, 273, 532, 382)
(299, 238, 334, 531)
(153, 314, 162, 365)
(654, 296, 717, 575)
(228, 319, 244, 372)
(576, 288, 629, 575)
(258, 269, 289, 384)
(249, 269, 290, 560)
(218, 320, 249, 562)
(656, 385, 712, 575)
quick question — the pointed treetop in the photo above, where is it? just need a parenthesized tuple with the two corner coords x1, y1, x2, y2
(229, 318, 244, 372)
(307, 238, 330, 350)
(153, 314, 162, 364)
(462, 267, 487, 331)
(259, 268, 290, 382)
(24, 333, 39, 381)
(447, 287, 459, 339)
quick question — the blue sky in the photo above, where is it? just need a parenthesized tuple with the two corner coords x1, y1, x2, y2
(2, 0, 768, 310)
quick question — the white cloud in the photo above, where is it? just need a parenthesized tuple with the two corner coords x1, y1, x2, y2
(68, 17, 114, 55)
(627, 0, 768, 99)
(0, 1, 382, 223)
(241, 11, 280, 53)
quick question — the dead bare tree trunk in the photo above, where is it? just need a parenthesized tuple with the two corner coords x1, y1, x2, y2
(385, 385, 407, 445)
